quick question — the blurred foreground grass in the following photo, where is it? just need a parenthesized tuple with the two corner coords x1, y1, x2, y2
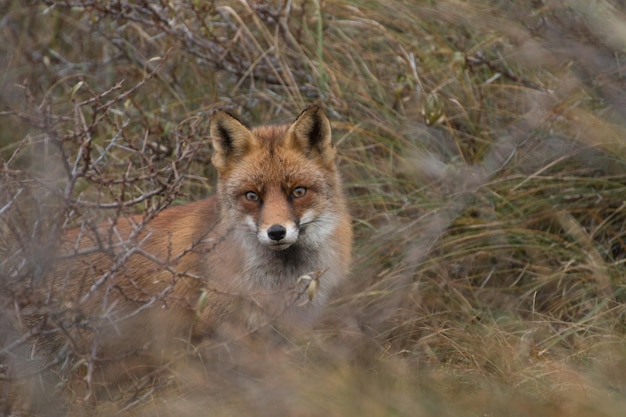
(1, 0, 625, 415)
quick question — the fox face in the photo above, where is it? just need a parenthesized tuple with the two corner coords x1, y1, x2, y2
(210, 105, 342, 253)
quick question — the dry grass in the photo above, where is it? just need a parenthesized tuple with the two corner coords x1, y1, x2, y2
(1, 0, 626, 415)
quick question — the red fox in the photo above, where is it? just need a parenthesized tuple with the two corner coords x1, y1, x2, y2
(35, 105, 352, 357)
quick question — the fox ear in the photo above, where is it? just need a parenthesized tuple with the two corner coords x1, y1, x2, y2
(286, 105, 336, 166)
(210, 110, 257, 173)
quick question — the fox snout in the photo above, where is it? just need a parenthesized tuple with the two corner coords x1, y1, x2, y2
(257, 221, 300, 250)
(267, 224, 287, 241)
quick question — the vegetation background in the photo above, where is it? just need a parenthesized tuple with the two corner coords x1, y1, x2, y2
(1, 0, 625, 415)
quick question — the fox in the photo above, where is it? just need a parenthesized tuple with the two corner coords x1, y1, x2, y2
(26, 105, 352, 361)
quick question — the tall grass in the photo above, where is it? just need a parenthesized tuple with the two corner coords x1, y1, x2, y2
(1, 0, 625, 415)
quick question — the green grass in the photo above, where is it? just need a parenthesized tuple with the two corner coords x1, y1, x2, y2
(1, 0, 626, 415)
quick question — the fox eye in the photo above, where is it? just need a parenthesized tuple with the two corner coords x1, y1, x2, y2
(291, 187, 307, 198)
(244, 191, 259, 201)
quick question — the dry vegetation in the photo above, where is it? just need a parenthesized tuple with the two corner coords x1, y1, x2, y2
(1, 0, 626, 415)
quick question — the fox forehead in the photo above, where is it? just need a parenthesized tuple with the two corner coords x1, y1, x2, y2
(250, 124, 289, 146)
(223, 146, 330, 194)
(217, 124, 333, 190)
(249, 124, 327, 160)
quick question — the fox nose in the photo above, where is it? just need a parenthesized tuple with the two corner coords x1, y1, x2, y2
(267, 224, 287, 241)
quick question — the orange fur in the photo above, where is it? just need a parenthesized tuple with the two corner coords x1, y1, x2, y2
(36, 106, 352, 359)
